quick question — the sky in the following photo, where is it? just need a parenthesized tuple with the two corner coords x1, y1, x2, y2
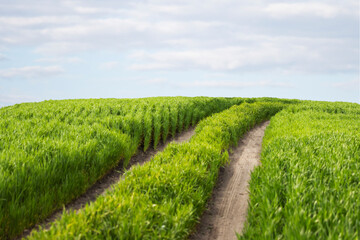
(0, 0, 359, 107)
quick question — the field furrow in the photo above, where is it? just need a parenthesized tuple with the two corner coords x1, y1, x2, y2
(189, 121, 269, 240)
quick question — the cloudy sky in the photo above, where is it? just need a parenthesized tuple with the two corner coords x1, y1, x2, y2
(0, 0, 359, 107)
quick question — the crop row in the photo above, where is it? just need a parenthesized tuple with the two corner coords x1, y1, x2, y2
(0, 96, 248, 239)
(239, 102, 360, 239)
(26, 102, 285, 239)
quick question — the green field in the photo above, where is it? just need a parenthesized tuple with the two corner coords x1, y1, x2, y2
(240, 102, 360, 240)
(0, 97, 358, 239)
(0, 96, 247, 238)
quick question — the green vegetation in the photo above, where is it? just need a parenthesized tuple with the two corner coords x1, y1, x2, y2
(0, 97, 245, 239)
(239, 101, 360, 239)
(26, 102, 285, 239)
(2, 96, 356, 239)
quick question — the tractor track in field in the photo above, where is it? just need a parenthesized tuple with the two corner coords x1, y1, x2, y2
(18, 127, 195, 240)
(189, 121, 270, 240)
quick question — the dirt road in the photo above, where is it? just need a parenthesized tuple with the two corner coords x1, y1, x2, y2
(189, 121, 269, 240)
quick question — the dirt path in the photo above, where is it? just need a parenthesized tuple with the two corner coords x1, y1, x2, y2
(19, 127, 195, 239)
(189, 121, 270, 240)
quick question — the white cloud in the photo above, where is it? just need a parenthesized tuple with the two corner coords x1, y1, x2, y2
(331, 79, 359, 90)
(0, 16, 81, 27)
(35, 56, 82, 63)
(99, 61, 120, 70)
(143, 78, 168, 84)
(27, 18, 213, 54)
(73, 7, 114, 14)
(264, 3, 343, 19)
(0, 66, 64, 79)
(129, 35, 356, 73)
(0, 0, 357, 104)
(0, 0, 358, 74)
(35, 42, 92, 55)
(130, 62, 176, 71)
(34, 18, 222, 45)
(175, 80, 293, 88)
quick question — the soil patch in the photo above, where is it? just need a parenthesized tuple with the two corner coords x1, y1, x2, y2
(189, 121, 269, 240)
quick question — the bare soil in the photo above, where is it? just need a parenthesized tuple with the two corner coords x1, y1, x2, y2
(18, 127, 195, 239)
(189, 121, 270, 240)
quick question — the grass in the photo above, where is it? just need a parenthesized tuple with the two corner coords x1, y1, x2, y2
(239, 101, 360, 240)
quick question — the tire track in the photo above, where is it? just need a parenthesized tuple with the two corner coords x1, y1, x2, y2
(189, 121, 269, 240)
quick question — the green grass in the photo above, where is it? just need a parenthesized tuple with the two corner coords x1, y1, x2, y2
(26, 102, 285, 239)
(0, 96, 247, 239)
(239, 101, 360, 240)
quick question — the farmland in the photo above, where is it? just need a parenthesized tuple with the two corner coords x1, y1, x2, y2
(0, 97, 245, 238)
(240, 102, 360, 239)
(0, 97, 358, 239)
